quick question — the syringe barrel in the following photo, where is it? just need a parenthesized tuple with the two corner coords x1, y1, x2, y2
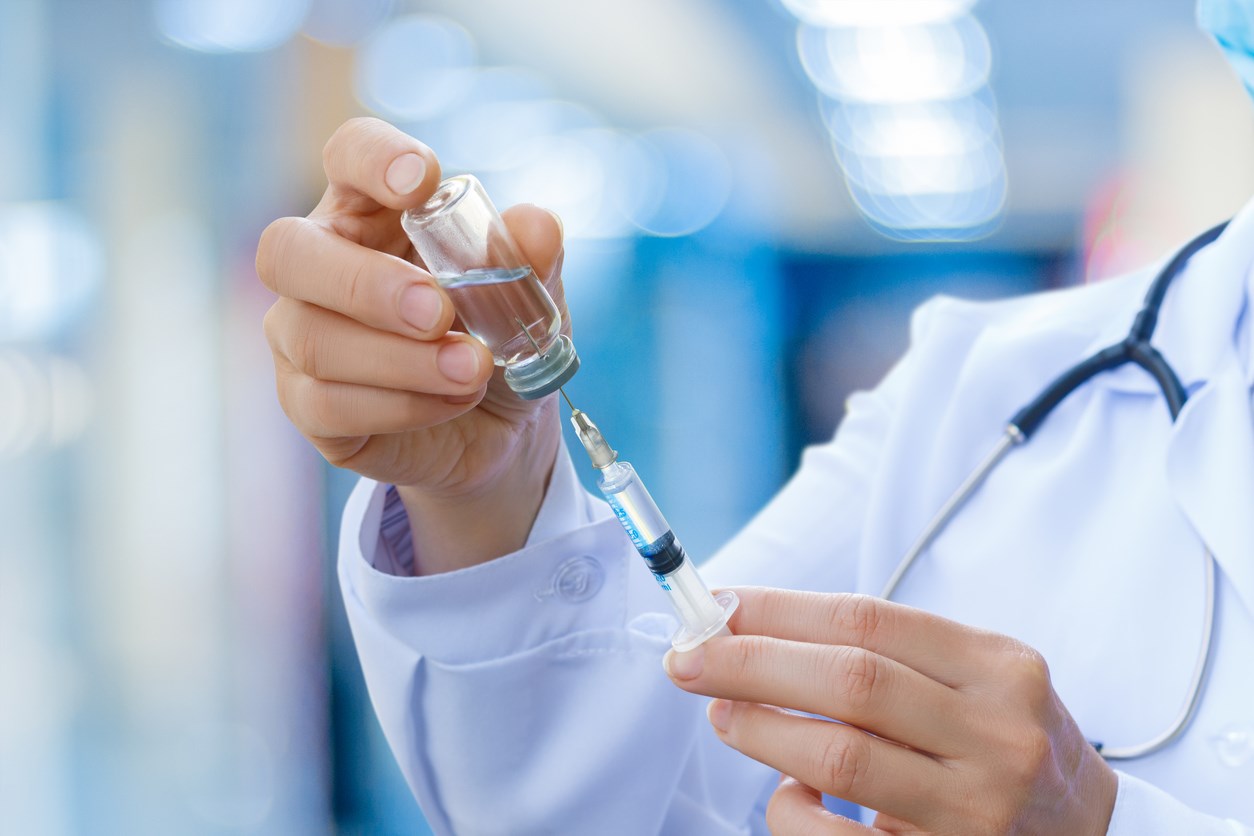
(597, 460, 735, 649)
(597, 460, 677, 574)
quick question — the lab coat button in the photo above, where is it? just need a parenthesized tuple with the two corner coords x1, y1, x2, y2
(549, 555, 604, 603)
(1212, 725, 1254, 767)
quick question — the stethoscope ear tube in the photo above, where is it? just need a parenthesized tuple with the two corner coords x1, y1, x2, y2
(1010, 344, 1126, 439)
(1125, 341, 1188, 419)
(883, 220, 1230, 760)
(1010, 336, 1190, 440)
(1009, 219, 1226, 439)
(1132, 220, 1229, 343)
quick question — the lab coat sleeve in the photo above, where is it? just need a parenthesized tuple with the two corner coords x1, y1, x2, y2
(1109, 771, 1252, 835)
(333, 298, 932, 834)
(339, 450, 779, 835)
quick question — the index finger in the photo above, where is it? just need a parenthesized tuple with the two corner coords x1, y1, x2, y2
(256, 216, 455, 339)
(725, 588, 998, 687)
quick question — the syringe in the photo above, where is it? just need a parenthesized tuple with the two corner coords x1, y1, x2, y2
(563, 397, 738, 652)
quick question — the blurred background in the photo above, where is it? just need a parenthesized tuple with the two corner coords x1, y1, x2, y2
(1, 0, 1251, 833)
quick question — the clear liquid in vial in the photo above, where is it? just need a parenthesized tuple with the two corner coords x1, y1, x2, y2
(440, 266, 561, 366)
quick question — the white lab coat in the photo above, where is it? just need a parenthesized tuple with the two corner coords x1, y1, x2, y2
(338, 199, 1254, 835)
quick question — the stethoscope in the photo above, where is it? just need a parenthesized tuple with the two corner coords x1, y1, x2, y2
(881, 221, 1229, 761)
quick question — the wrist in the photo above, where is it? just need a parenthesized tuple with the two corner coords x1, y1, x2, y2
(1068, 736, 1118, 835)
(397, 401, 561, 574)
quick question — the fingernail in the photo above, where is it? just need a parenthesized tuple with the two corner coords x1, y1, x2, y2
(437, 342, 481, 384)
(399, 284, 443, 331)
(663, 646, 704, 680)
(386, 153, 427, 196)
(707, 699, 732, 732)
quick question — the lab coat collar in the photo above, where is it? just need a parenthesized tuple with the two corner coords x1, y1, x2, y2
(1083, 197, 1254, 619)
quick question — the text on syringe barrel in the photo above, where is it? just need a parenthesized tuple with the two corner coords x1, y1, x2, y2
(598, 461, 687, 575)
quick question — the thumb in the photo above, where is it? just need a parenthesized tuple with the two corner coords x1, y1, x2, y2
(319, 117, 443, 214)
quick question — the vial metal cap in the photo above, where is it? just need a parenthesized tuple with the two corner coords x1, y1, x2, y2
(505, 334, 581, 400)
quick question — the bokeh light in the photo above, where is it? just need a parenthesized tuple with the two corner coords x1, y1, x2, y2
(797, 17, 991, 103)
(0, 351, 93, 459)
(838, 141, 1003, 195)
(823, 96, 998, 158)
(784, 0, 1006, 241)
(489, 128, 657, 240)
(354, 15, 477, 122)
(154, 0, 310, 53)
(302, 0, 393, 47)
(0, 202, 103, 342)
(844, 164, 1007, 241)
(414, 75, 736, 240)
(435, 99, 601, 173)
(624, 128, 732, 237)
(489, 132, 612, 239)
(780, 0, 976, 28)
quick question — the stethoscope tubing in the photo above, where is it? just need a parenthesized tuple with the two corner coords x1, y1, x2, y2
(880, 221, 1228, 760)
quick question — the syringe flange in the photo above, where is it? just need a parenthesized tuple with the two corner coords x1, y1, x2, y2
(671, 590, 739, 653)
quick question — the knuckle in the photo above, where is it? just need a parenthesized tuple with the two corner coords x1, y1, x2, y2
(1005, 644, 1053, 705)
(261, 303, 282, 348)
(729, 635, 771, 684)
(831, 593, 887, 647)
(256, 216, 306, 293)
(323, 117, 381, 171)
(986, 723, 1054, 801)
(263, 298, 303, 356)
(304, 379, 343, 438)
(320, 437, 365, 469)
(1013, 727, 1053, 777)
(272, 365, 295, 412)
(1017, 645, 1050, 682)
(831, 646, 881, 711)
(290, 314, 326, 379)
(342, 258, 372, 317)
(978, 804, 1019, 836)
(816, 731, 868, 798)
(400, 391, 433, 428)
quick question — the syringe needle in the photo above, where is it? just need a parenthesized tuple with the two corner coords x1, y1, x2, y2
(516, 315, 578, 411)
(516, 317, 546, 357)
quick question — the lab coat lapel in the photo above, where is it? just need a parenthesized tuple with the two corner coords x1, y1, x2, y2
(1060, 204, 1254, 618)
(1155, 203, 1254, 621)
(1165, 361, 1254, 619)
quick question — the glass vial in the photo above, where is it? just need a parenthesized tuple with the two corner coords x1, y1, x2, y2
(400, 174, 579, 400)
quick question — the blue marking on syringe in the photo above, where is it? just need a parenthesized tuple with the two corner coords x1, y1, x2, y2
(605, 493, 649, 552)
(604, 492, 688, 592)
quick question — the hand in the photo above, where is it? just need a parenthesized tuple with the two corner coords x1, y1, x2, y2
(663, 588, 1118, 835)
(256, 118, 569, 571)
